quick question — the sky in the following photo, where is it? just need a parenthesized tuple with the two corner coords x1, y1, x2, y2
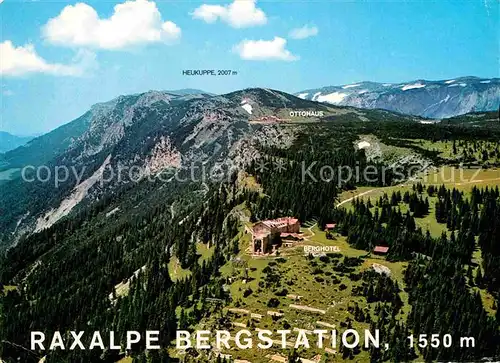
(0, 0, 499, 135)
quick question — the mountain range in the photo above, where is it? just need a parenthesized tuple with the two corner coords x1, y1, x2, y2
(0, 81, 497, 249)
(1, 82, 500, 363)
(0, 132, 33, 153)
(2, 87, 392, 247)
(296, 76, 499, 119)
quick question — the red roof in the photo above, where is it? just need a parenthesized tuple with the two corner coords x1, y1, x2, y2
(374, 246, 389, 253)
(325, 223, 337, 229)
(262, 217, 299, 228)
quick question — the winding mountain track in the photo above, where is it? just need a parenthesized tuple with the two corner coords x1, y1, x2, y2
(336, 189, 376, 207)
(455, 177, 500, 186)
(335, 176, 500, 208)
(307, 223, 317, 238)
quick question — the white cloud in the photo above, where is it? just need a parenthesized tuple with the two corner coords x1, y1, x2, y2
(233, 37, 298, 61)
(42, 0, 181, 50)
(0, 40, 96, 77)
(289, 25, 318, 40)
(192, 0, 267, 28)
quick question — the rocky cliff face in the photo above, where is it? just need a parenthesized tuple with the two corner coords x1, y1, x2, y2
(296, 77, 500, 119)
(0, 91, 212, 172)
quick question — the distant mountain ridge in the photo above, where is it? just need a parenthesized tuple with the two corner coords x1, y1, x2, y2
(0, 132, 33, 153)
(296, 76, 500, 119)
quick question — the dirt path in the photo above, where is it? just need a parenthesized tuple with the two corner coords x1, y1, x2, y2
(336, 189, 376, 207)
(307, 223, 317, 238)
(455, 177, 500, 186)
(336, 176, 500, 209)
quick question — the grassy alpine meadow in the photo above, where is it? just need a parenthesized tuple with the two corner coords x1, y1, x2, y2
(165, 128, 500, 363)
(174, 223, 414, 363)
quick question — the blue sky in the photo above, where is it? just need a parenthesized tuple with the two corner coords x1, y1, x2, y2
(0, 0, 498, 135)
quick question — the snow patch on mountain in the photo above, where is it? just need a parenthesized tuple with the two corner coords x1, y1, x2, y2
(402, 83, 426, 91)
(342, 84, 360, 89)
(240, 98, 254, 114)
(297, 93, 308, 99)
(317, 92, 348, 104)
(241, 103, 253, 114)
(444, 80, 455, 84)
